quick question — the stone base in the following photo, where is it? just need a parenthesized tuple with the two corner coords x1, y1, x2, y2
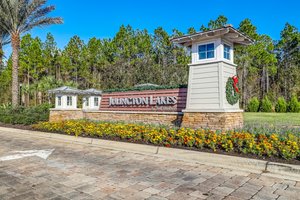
(181, 112, 244, 130)
(85, 111, 183, 127)
(49, 110, 244, 130)
(49, 110, 183, 127)
(49, 109, 84, 122)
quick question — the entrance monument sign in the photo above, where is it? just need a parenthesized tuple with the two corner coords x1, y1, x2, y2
(49, 25, 253, 130)
(100, 88, 187, 112)
(108, 96, 177, 106)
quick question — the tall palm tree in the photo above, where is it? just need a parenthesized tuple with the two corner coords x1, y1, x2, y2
(0, 0, 63, 107)
(0, 29, 10, 66)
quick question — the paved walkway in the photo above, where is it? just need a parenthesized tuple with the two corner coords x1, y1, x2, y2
(0, 130, 299, 200)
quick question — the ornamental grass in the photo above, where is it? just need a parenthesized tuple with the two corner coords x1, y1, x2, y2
(32, 120, 300, 160)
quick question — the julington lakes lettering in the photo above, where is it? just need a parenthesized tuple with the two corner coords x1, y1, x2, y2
(109, 96, 177, 106)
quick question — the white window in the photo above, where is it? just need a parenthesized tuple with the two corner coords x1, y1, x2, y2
(85, 97, 89, 107)
(57, 96, 62, 106)
(198, 43, 215, 60)
(224, 44, 231, 60)
(67, 96, 73, 106)
(94, 97, 99, 107)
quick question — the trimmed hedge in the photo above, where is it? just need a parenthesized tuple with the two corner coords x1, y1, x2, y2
(288, 95, 300, 113)
(0, 104, 52, 125)
(260, 96, 273, 112)
(33, 120, 300, 160)
(275, 97, 287, 113)
(247, 97, 260, 112)
(247, 96, 300, 113)
(103, 84, 188, 93)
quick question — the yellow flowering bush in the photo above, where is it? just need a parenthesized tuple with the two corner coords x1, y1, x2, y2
(32, 120, 300, 161)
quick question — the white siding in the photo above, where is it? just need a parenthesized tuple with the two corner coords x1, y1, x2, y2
(83, 95, 101, 110)
(184, 36, 242, 112)
(191, 77, 219, 84)
(222, 62, 240, 110)
(190, 82, 219, 89)
(193, 65, 219, 74)
(55, 94, 77, 110)
(186, 63, 220, 110)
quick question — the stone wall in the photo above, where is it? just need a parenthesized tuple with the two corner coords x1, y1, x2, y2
(85, 111, 183, 127)
(49, 109, 84, 122)
(181, 112, 244, 130)
(49, 109, 243, 130)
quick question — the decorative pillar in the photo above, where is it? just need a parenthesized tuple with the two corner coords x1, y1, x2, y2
(171, 25, 253, 130)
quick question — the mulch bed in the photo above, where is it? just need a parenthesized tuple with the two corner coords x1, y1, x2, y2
(0, 123, 34, 131)
(1, 123, 300, 166)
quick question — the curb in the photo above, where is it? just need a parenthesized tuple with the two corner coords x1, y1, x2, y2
(0, 126, 299, 181)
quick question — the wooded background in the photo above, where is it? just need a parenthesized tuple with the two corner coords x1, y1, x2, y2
(0, 16, 299, 109)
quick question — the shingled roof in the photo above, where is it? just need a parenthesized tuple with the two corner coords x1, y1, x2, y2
(171, 25, 254, 47)
(83, 88, 102, 95)
(48, 86, 83, 95)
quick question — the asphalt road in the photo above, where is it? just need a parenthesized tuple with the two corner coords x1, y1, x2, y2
(0, 129, 299, 200)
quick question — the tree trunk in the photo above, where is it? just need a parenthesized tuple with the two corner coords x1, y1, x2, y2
(21, 91, 25, 106)
(284, 62, 287, 99)
(38, 91, 42, 105)
(23, 77, 29, 107)
(11, 33, 20, 107)
(0, 45, 3, 67)
(27, 69, 30, 107)
(260, 66, 264, 98)
(288, 62, 292, 99)
(266, 68, 269, 94)
(56, 64, 61, 81)
(34, 90, 37, 106)
(25, 91, 30, 107)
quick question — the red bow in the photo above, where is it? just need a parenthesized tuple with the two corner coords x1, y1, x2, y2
(232, 76, 239, 93)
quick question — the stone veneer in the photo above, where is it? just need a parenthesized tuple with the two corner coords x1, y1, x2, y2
(85, 111, 183, 127)
(50, 110, 183, 127)
(49, 109, 84, 122)
(49, 110, 243, 130)
(181, 112, 244, 130)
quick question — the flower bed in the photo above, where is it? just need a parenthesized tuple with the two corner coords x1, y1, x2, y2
(32, 120, 300, 161)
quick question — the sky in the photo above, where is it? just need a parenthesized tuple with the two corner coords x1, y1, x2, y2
(3, 0, 300, 55)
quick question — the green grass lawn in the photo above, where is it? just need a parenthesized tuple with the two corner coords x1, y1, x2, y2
(244, 112, 300, 127)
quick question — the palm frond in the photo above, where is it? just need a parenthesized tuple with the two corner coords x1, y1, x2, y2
(27, 0, 48, 15)
(0, 0, 15, 33)
(0, 0, 63, 34)
(18, 0, 47, 29)
(20, 5, 56, 31)
(21, 17, 63, 32)
(0, 30, 10, 46)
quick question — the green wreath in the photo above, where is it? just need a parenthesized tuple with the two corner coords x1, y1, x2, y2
(226, 77, 240, 105)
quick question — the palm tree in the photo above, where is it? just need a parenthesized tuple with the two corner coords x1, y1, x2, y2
(0, 0, 63, 107)
(0, 29, 10, 66)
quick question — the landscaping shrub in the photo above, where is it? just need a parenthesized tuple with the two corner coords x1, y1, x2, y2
(247, 97, 260, 112)
(275, 97, 287, 113)
(33, 120, 300, 160)
(0, 104, 52, 125)
(260, 96, 273, 112)
(288, 95, 300, 113)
